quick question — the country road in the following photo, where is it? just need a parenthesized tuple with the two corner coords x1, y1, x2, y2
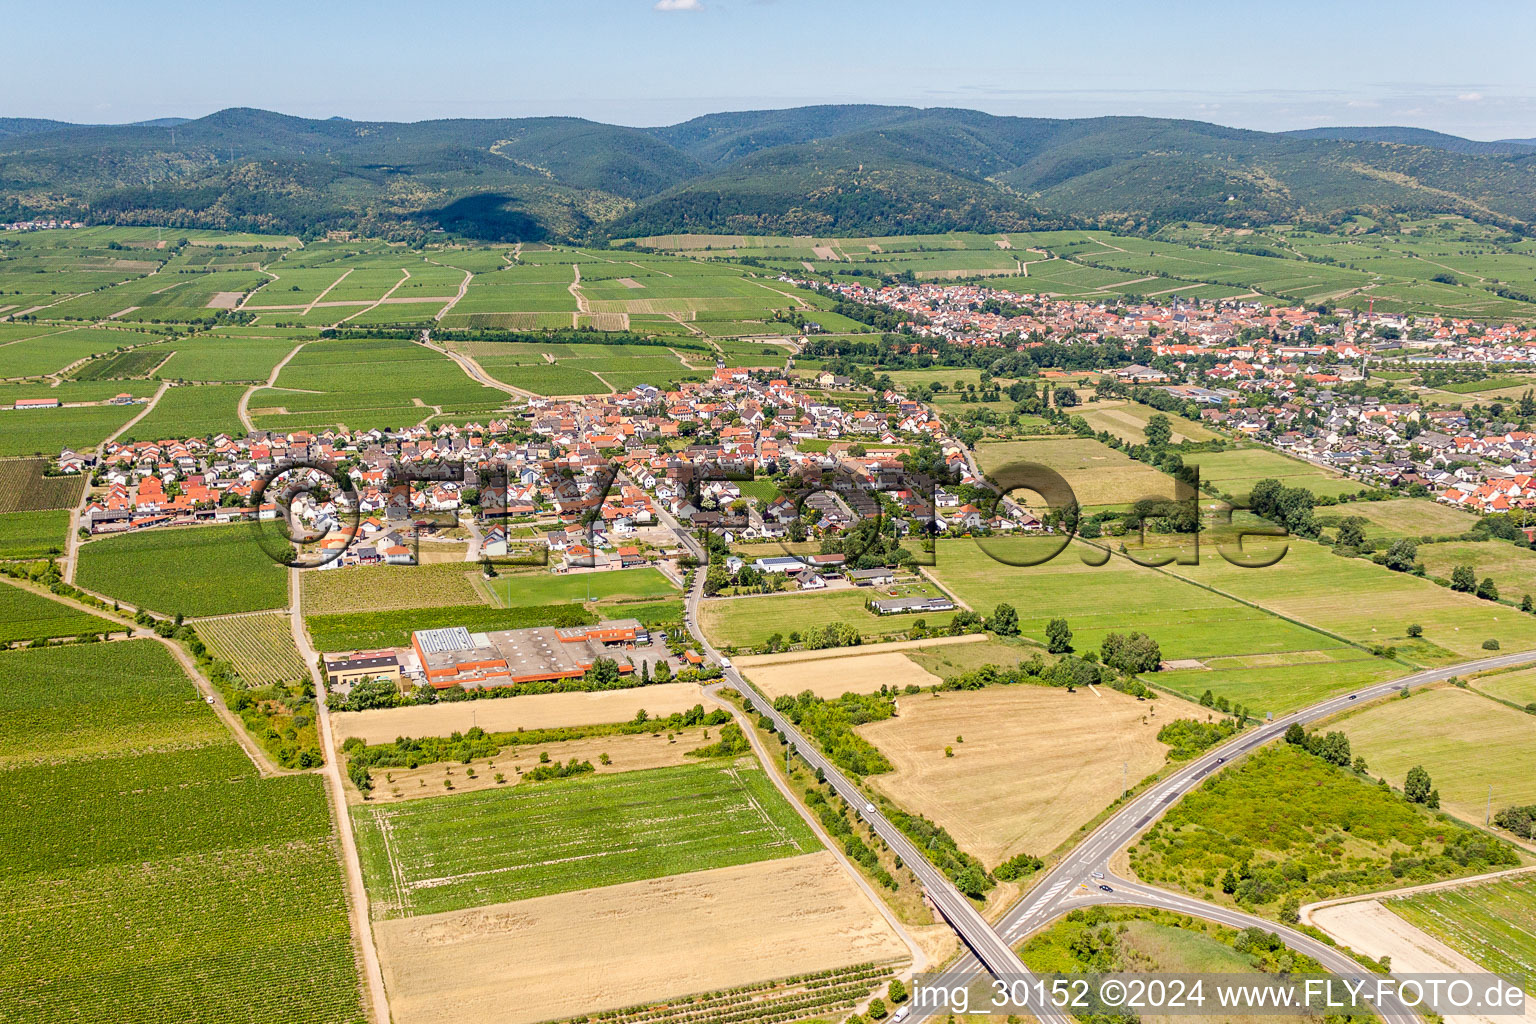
(654, 497, 1536, 1024)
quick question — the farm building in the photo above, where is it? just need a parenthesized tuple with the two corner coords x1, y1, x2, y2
(410, 618, 656, 690)
(870, 595, 955, 615)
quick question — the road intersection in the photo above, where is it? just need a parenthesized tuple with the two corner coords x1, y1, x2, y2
(656, 499, 1536, 1024)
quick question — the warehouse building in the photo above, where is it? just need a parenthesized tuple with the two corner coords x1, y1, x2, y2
(410, 618, 654, 690)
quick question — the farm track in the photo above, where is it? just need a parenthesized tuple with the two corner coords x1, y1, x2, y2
(419, 329, 533, 400)
(302, 268, 354, 316)
(338, 269, 410, 325)
(239, 341, 304, 431)
(290, 566, 392, 1024)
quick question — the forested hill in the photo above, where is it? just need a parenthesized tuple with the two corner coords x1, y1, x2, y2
(5, 104, 1536, 241)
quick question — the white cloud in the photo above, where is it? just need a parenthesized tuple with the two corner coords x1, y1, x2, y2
(1458, 92, 1484, 102)
(654, 0, 703, 10)
(1346, 99, 1380, 109)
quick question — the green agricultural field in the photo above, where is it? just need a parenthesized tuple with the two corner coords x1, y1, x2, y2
(975, 437, 1179, 511)
(1131, 744, 1520, 914)
(1075, 400, 1216, 445)
(0, 509, 71, 559)
(0, 458, 82, 513)
(928, 538, 1381, 711)
(353, 758, 818, 918)
(1471, 666, 1536, 708)
(70, 347, 170, 381)
(699, 585, 956, 650)
(305, 601, 595, 652)
(1169, 536, 1536, 663)
(195, 613, 309, 688)
(1186, 447, 1364, 501)
(1388, 880, 1536, 992)
(0, 639, 219, 767)
(150, 336, 299, 382)
(0, 402, 142, 457)
(0, 639, 364, 1024)
(77, 525, 289, 617)
(0, 582, 118, 645)
(247, 336, 507, 430)
(0, 327, 162, 377)
(301, 562, 488, 615)
(1336, 686, 1536, 826)
(1416, 539, 1536, 603)
(120, 384, 246, 440)
(487, 567, 680, 608)
(1316, 497, 1479, 543)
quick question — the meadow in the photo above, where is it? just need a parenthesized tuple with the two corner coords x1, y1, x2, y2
(1169, 536, 1536, 663)
(1185, 447, 1364, 501)
(0, 582, 118, 645)
(1316, 497, 1478, 543)
(974, 437, 1179, 511)
(699, 585, 956, 650)
(1336, 686, 1536, 826)
(352, 758, 818, 918)
(195, 612, 310, 688)
(1131, 744, 1519, 913)
(1387, 880, 1536, 988)
(0, 639, 365, 1024)
(1075, 399, 1216, 445)
(1471, 666, 1536, 708)
(928, 537, 1386, 712)
(77, 524, 290, 617)
(1416, 539, 1536, 602)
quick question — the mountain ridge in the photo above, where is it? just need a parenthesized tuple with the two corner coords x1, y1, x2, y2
(5, 105, 1536, 241)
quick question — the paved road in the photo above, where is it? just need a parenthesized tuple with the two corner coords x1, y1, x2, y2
(655, 499, 1536, 1024)
(656, 499, 1069, 1022)
(924, 647, 1536, 1022)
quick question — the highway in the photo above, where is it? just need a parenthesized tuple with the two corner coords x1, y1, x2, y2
(655, 498, 1536, 1024)
(656, 496, 1068, 1022)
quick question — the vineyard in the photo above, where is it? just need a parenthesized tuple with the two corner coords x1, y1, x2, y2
(0, 639, 366, 1024)
(305, 601, 595, 652)
(562, 963, 901, 1024)
(70, 348, 167, 380)
(197, 612, 309, 687)
(0, 582, 117, 646)
(300, 562, 485, 615)
(0, 458, 84, 513)
(0, 640, 222, 768)
(0, 509, 72, 559)
(77, 524, 289, 617)
(352, 758, 819, 918)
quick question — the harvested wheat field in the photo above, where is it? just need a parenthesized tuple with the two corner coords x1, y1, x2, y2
(373, 852, 908, 1024)
(1310, 900, 1536, 1024)
(355, 726, 717, 803)
(858, 686, 1167, 866)
(331, 682, 707, 745)
(733, 634, 988, 670)
(744, 650, 942, 699)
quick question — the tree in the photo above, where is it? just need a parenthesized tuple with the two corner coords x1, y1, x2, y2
(1406, 623, 1423, 638)
(1523, 594, 1534, 613)
(1477, 577, 1500, 602)
(1144, 413, 1173, 449)
(1382, 538, 1418, 573)
(1200, 689, 1215, 707)
(1336, 516, 1367, 550)
(703, 561, 730, 597)
(1405, 764, 1433, 804)
(653, 658, 672, 683)
(1045, 617, 1073, 653)
(868, 998, 888, 1020)
(1100, 631, 1163, 673)
(988, 603, 1020, 636)
(888, 978, 908, 1004)
(1450, 564, 1477, 592)
(1055, 387, 1080, 408)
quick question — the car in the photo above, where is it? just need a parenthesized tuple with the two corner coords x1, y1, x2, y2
(1092, 871, 1105, 879)
(864, 802, 876, 815)
(893, 1008, 910, 1023)
(1348, 694, 1357, 700)
(719, 657, 732, 669)
(1098, 884, 1113, 892)
(1215, 756, 1225, 764)
(204, 696, 215, 705)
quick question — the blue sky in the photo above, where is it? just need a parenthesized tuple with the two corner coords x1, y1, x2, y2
(7, 0, 1535, 139)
